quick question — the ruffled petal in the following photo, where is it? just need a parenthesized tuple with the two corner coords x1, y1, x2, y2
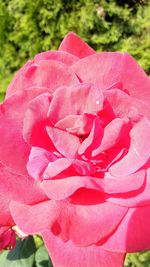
(106, 169, 150, 207)
(6, 60, 79, 96)
(42, 230, 125, 267)
(92, 118, 129, 157)
(43, 158, 73, 179)
(46, 126, 81, 158)
(6, 60, 33, 98)
(72, 52, 150, 105)
(41, 176, 99, 200)
(78, 117, 103, 156)
(0, 163, 46, 206)
(10, 200, 55, 234)
(34, 50, 78, 66)
(27, 147, 58, 180)
(48, 83, 103, 125)
(0, 162, 47, 226)
(105, 88, 150, 120)
(59, 32, 95, 58)
(101, 205, 150, 252)
(109, 118, 150, 176)
(41, 170, 145, 201)
(23, 93, 53, 149)
(0, 88, 47, 174)
(55, 113, 95, 136)
(10, 200, 128, 247)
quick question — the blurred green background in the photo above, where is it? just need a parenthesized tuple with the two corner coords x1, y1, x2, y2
(0, 0, 150, 266)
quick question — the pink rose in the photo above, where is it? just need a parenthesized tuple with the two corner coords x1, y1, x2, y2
(0, 32, 150, 267)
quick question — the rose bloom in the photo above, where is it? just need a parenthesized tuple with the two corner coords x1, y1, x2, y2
(0, 32, 150, 266)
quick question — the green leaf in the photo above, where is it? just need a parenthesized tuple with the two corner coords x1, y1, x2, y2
(0, 92, 5, 102)
(33, 235, 44, 249)
(0, 236, 36, 267)
(125, 251, 150, 267)
(35, 245, 53, 267)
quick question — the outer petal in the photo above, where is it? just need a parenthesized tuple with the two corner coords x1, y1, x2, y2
(59, 32, 95, 58)
(6, 60, 33, 98)
(34, 50, 78, 66)
(23, 93, 53, 149)
(10, 200, 55, 234)
(5, 60, 79, 96)
(10, 200, 128, 247)
(0, 88, 48, 174)
(72, 52, 150, 104)
(106, 169, 150, 207)
(0, 162, 47, 226)
(101, 205, 150, 253)
(105, 89, 150, 120)
(42, 230, 125, 267)
(50, 201, 128, 247)
(109, 117, 150, 176)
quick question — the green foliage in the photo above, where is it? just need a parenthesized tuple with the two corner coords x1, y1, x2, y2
(0, 236, 36, 267)
(125, 251, 150, 267)
(35, 245, 53, 267)
(0, 0, 150, 94)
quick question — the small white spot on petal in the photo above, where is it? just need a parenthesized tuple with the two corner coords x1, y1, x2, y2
(43, 173, 49, 179)
(96, 100, 100, 105)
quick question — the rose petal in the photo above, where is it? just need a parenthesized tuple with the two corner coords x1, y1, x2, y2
(78, 117, 103, 156)
(23, 93, 53, 149)
(101, 205, 150, 252)
(59, 32, 95, 58)
(0, 88, 47, 175)
(72, 52, 150, 104)
(27, 147, 58, 180)
(43, 158, 73, 179)
(10, 200, 128, 247)
(46, 126, 81, 158)
(92, 118, 130, 157)
(0, 163, 46, 205)
(106, 169, 150, 207)
(105, 88, 150, 120)
(41, 176, 98, 200)
(34, 50, 78, 66)
(42, 230, 125, 267)
(41, 170, 144, 201)
(10, 200, 54, 234)
(48, 83, 103, 125)
(104, 170, 145, 193)
(52, 201, 128, 247)
(55, 113, 95, 136)
(6, 60, 33, 98)
(6, 60, 79, 95)
(109, 117, 150, 176)
(0, 162, 47, 226)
